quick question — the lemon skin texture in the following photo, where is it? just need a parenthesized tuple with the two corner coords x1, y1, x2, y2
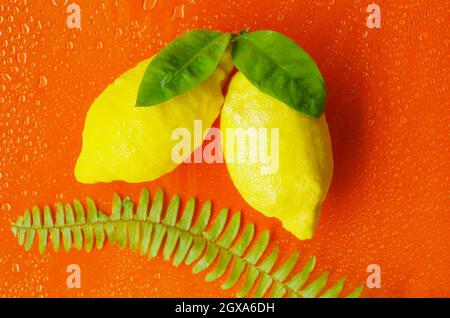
(221, 72, 333, 240)
(75, 51, 233, 183)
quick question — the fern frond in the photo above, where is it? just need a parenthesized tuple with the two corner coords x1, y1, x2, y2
(10, 188, 363, 298)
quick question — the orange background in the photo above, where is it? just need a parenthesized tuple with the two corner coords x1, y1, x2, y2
(0, 0, 449, 298)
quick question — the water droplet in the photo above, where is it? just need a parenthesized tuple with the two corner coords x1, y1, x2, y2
(1, 73, 12, 81)
(96, 41, 104, 49)
(17, 52, 27, 63)
(115, 27, 123, 37)
(143, 0, 158, 11)
(171, 5, 185, 21)
(51, 0, 69, 7)
(12, 263, 20, 272)
(1, 203, 11, 211)
(277, 13, 285, 22)
(21, 23, 30, 34)
(419, 32, 429, 41)
(38, 75, 48, 88)
(66, 41, 73, 49)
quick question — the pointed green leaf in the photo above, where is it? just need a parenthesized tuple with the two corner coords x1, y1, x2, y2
(66, 203, 82, 250)
(163, 228, 180, 260)
(269, 282, 286, 298)
(192, 243, 220, 274)
(299, 272, 329, 298)
(259, 248, 279, 274)
(222, 258, 246, 290)
(139, 223, 153, 255)
(203, 208, 228, 241)
(98, 212, 112, 246)
(136, 30, 231, 106)
(162, 194, 180, 226)
(216, 212, 241, 248)
(149, 189, 164, 223)
(149, 224, 166, 258)
(177, 198, 195, 230)
(172, 232, 193, 267)
(84, 198, 97, 252)
(232, 30, 326, 118)
(245, 231, 270, 264)
(272, 251, 299, 282)
(320, 278, 345, 298)
(32, 206, 48, 254)
(190, 201, 211, 235)
(111, 194, 122, 221)
(20, 210, 31, 247)
(136, 188, 150, 221)
(253, 273, 273, 298)
(185, 238, 207, 265)
(236, 266, 259, 298)
(123, 199, 139, 251)
(16, 215, 26, 246)
(230, 224, 254, 256)
(44, 206, 58, 252)
(286, 256, 316, 291)
(346, 285, 364, 298)
(205, 250, 232, 282)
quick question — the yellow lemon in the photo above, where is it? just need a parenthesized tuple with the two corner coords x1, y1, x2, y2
(221, 72, 333, 240)
(75, 51, 233, 183)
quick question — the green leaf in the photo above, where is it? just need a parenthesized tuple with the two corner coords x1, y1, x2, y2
(259, 248, 279, 273)
(221, 258, 246, 290)
(185, 237, 206, 265)
(136, 30, 231, 106)
(148, 224, 166, 258)
(205, 250, 232, 282)
(237, 266, 259, 298)
(172, 232, 193, 267)
(22, 209, 32, 251)
(230, 223, 254, 256)
(203, 208, 228, 241)
(66, 203, 83, 251)
(16, 215, 26, 246)
(33, 206, 47, 254)
(299, 272, 329, 298)
(216, 212, 241, 248)
(320, 278, 345, 298)
(44, 206, 57, 252)
(192, 243, 219, 274)
(272, 251, 299, 282)
(253, 273, 273, 298)
(346, 285, 364, 298)
(245, 230, 270, 264)
(270, 282, 287, 298)
(286, 256, 316, 291)
(232, 30, 326, 118)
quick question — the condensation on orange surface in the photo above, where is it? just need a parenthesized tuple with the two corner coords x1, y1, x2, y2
(0, 0, 449, 297)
